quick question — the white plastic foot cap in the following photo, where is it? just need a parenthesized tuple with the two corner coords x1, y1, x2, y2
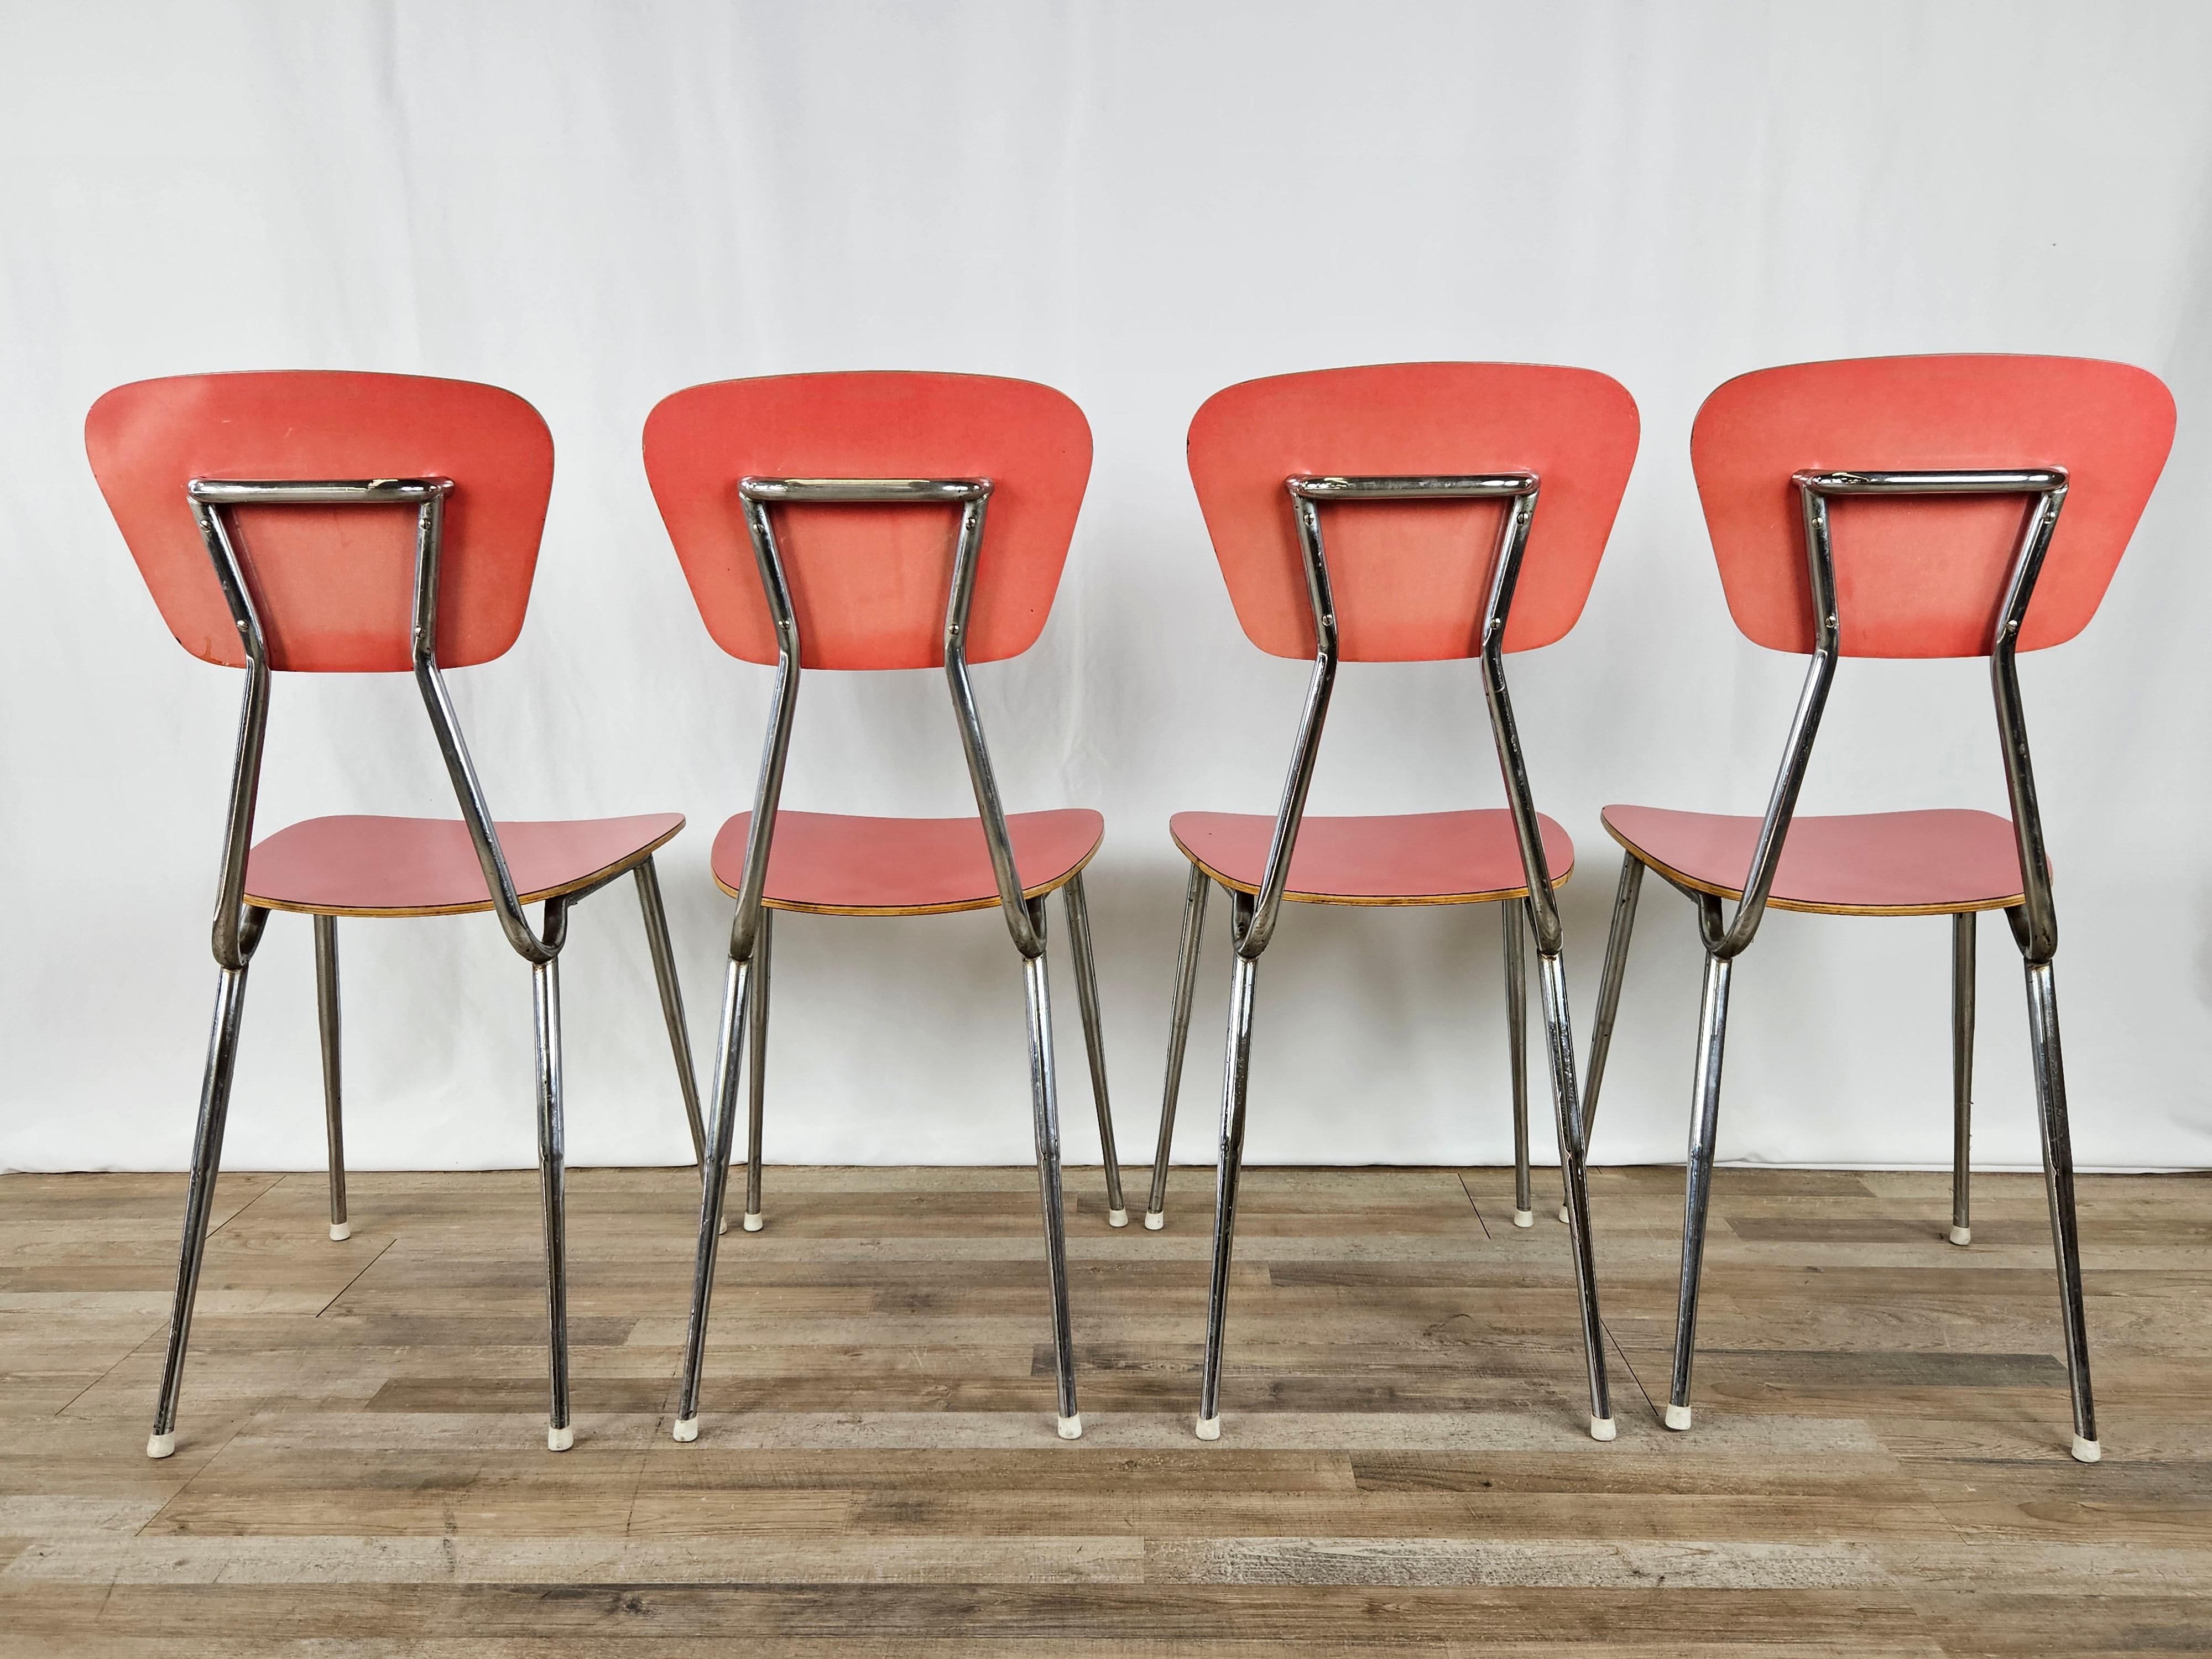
(1590, 1415, 1617, 1442)
(1108, 1207, 1129, 1228)
(742, 1211, 763, 1233)
(1056, 1413, 1083, 1440)
(671, 1416, 698, 1443)
(1143, 1211, 1165, 1231)
(1557, 1204, 1572, 1225)
(1194, 1415, 1221, 1442)
(145, 1432, 175, 1460)
(546, 1424, 573, 1452)
(1949, 1224, 1973, 1246)
(328, 1220, 351, 1241)
(1513, 1208, 1535, 1228)
(716, 1215, 728, 1235)
(1665, 1403, 1694, 1432)
(2072, 1434, 2101, 1463)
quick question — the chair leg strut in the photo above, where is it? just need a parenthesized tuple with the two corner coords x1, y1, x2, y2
(148, 958, 255, 1459)
(674, 952, 753, 1443)
(744, 911, 773, 1233)
(1532, 922, 1615, 1441)
(634, 856, 709, 1173)
(1020, 896, 1082, 1438)
(532, 956, 573, 1452)
(1567, 852, 1644, 1223)
(1197, 893, 1259, 1442)
(1667, 946, 1733, 1432)
(1063, 874, 1128, 1225)
(1145, 865, 1211, 1230)
(1503, 900, 1532, 1227)
(2020, 946, 2099, 1462)
(314, 915, 349, 1243)
(1950, 910, 1975, 1246)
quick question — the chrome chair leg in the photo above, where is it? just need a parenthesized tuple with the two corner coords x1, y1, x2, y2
(674, 952, 752, 1443)
(1950, 911, 1975, 1246)
(1565, 852, 1644, 1223)
(1197, 893, 1258, 1442)
(147, 959, 255, 1459)
(1666, 947, 1733, 1432)
(313, 915, 349, 1243)
(1502, 899, 1532, 1227)
(1145, 865, 1211, 1230)
(1062, 874, 1127, 1226)
(531, 956, 573, 1452)
(2021, 951, 2099, 1462)
(634, 856, 707, 1170)
(1020, 896, 1082, 1438)
(1532, 931, 1615, 1440)
(743, 910, 773, 1233)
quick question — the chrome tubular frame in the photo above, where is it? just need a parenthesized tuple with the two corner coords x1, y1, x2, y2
(674, 476, 1097, 1443)
(1951, 910, 1976, 1246)
(1649, 466, 2096, 1459)
(1142, 861, 1214, 1229)
(1567, 852, 1645, 1222)
(1192, 471, 1614, 1443)
(149, 478, 701, 1460)
(1503, 895, 1532, 1227)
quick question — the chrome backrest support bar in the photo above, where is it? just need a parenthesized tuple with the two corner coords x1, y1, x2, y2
(727, 477, 1045, 961)
(1703, 466, 2068, 963)
(1239, 472, 1546, 962)
(186, 477, 560, 968)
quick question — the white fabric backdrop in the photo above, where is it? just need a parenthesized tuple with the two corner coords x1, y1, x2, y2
(4, 0, 2209, 1178)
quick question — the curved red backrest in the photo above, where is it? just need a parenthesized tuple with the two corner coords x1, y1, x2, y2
(1692, 356, 2176, 658)
(644, 373, 1092, 670)
(86, 372, 553, 672)
(1186, 364, 1640, 661)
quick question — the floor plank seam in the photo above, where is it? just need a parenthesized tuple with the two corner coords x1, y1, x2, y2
(1454, 1171, 1494, 1241)
(312, 1235, 396, 1318)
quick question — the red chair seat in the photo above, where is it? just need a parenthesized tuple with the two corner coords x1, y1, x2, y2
(244, 813, 684, 917)
(1169, 809, 1573, 905)
(1602, 805, 2029, 916)
(712, 808, 1104, 916)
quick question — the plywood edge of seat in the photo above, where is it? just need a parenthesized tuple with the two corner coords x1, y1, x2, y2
(714, 828, 1104, 918)
(244, 816, 686, 919)
(1170, 828, 1572, 908)
(1600, 816, 2027, 919)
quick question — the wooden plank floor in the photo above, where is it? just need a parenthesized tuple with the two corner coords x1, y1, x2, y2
(1, 1162, 2206, 1653)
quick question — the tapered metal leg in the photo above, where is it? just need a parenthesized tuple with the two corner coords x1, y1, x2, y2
(674, 951, 752, 1442)
(1667, 949, 1733, 1431)
(1145, 865, 1211, 1230)
(1019, 897, 1082, 1437)
(2021, 954, 2099, 1461)
(634, 857, 707, 1168)
(1197, 894, 1258, 1441)
(1532, 931, 1614, 1439)
(147, 961, 254, 1458)
(314, 916, 349, 1243)
(1565, 853, 1644, 1224)
(1503, 900, 1532, 1227)
(1062, 874, 1127, 1227)
(1950, 911, 1975, 1246)
(743, 910, 773, 1233)
(531, 957, 573, 1452)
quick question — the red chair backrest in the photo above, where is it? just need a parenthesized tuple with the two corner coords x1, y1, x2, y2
(86, 371, 554, 672)
(1692, 355, 2176, 658)
(1186, 363, 1640, 661)
(644, 372, 1092, 670)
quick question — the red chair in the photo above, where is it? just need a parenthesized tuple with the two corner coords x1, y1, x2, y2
(1144, 363, 1640, 1442)
(643, 371, 1119, 1443)
(1579, 355, 2175, 1460)
(86, 372, 706, 1457)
